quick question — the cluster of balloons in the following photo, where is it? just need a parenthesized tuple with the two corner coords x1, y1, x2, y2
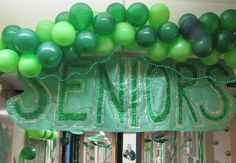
(27, 130, 58, 140)
(21, 146, 36, 160)
(0, 3, 236, 79)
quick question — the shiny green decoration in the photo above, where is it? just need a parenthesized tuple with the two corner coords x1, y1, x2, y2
(36, 20, 55, 42)
(96, 36, 116, 56)
(215, 31, 235, 53)
(220, 9, 236, 32)
(18, 53, 42, 78)
(62, 44, 80, 66)
(14, 28, 40, 53)
(27, 130, 45, 139)
(0, 37, 5, 50)
(126, 2, 149, 27)
(75, 31, 98, 53)
(192, 35, 213, 58)
(147, 39, 168, 62)
(157, 21, 179, 42)
(42, 64, 61, 74)
(112, 22, 135, 46)
(61, 137, 70, 145)
(55, 11, 70, 23)
(43, 130, 52, 139)
(37, 42, 63, 68)
(93, 12, 115, 35)
(125, 41, 142, 51)
(178, 13, 196, 26)
(106, 3, 126, 23)
(51, 21, 76, 46)
(0, 49, 19, 72)
(21, 146, 36, 160)
(201, 50, 221, 66)
(69, 3, 93, 30)
(2, 25, 21, 51)
(200, 12, 220, 35)
(224, 47, 236, 68)
(135, 25, 156, 47)
(149, 3, 170, 29)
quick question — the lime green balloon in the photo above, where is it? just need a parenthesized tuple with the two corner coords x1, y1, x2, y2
(36, 20, 55, 42)
(21, 146, 36, 160)
(148, 39, 168, 62)
(96, 36, 116, 56)
(106, 3, 126, 23)
(224, 47, 236, 68)
(55, 11, 70, 23)
(169, 38, 191, 62)
(149, 3, 170, 30)
(113, 22, 135, 46)
(125, 40, 142, 51)
(18, 53, 42, 78)
(27, 130, 45, 139)
(0, 49, 19, 72)
(0, 37, 5, 50)
(50, 132, 59, 140)
(201, 50, 221, 66)
(43, 130, 52, 139)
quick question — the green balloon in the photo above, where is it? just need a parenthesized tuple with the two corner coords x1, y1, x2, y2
(27, 130, 45, 139)
(178, 13, 196, 26)
(220, 9, 236, 32)
(201, 50, 220, 66)
(125, 40, 143, 51)
(96, 36, 116, 56)
(2, 25, 21, 51)
(18, 53, 42, 78)
(42, 63, 60, 74)
(51, 21, 76, 46)
(55, 11, 70, 23)
(0, 37, 5, 50)
(0, 49, 19, 72)
(200, 12, 220, 35)
(93, 12, 115, 35)
(224, 47, 236, 68)
(69, 3, 93, 30)
(112, 22, 135, 46)
(192, 36, 213, 58)
(147, 39, 168, 62)
(37, 42, 62, 68)
(43, 130, 52, 139)
(106, 3, 126, 23)
(14, 28, 40, 53)
(75, 31, 98, 53)
(149, 3, 170, 29)
(36, 20, 55, 42)
(126, 2, 149, 27)
(21, 146, 36, 160)
(169, 38, 192, 62)
(157, 22, 179, 42)
(50, 132, 59, 140)
(62, 44, 80, 66)
(135, 25, 156, 48)
(215, 31, 235, 53)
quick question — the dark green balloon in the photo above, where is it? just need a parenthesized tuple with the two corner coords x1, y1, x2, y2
(178, 13, 197, 26)
(215, 31, 235, 53)
(93, 12, 115, 35)
(69, 3, 93, 30)
(21, 146, 36, 160)
(106, 3, 126, 23)
(14, 28, 40, 53)
(55, 11, 70, 23)
(62, 44, 80, 66)
(135, 26, 156, 48)
(126, 2, 149, 27)
(2, 25, 21, 51)
(75, 31, 98, 53)
(157, 22, 179, 42)
(200, 12, 220, 35)
(192, 36, 213, 58)
(220, 9, 236, 32)
(179, 16, 201, 39)
(42, 64, 61, 74)
(37, 42, 63, 68)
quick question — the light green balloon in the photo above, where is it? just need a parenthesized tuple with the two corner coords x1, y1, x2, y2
(96, 36, 116, 56)
(148, 39, 168, 62)
(125, 40, 142, 51)
(27, 130, 45, 139)
(201, 50, 221, 66)
(0, 49, 19, 72)
(36, 20, 55, 42)
(224, 47, 236, 68)
(0, 37, 6, 50)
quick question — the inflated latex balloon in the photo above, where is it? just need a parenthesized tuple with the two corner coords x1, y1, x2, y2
(220, 9, 236, 32)
(27, 130, 45, 139)
(14, 28, 40, 53)
(21, 146, 36, 160)
(178, 13, 196, 26)
(192, 36, 213, 58)
(149, 3, 170, 29)
(157, 22, 179, 42)
(2, 25, 21, 51)
(106, 3, 126, 23)
(0, 49, 19, 72)
(0, 37, 5, 50)
(37, 42, 63, 68)
(75, 31, 98, 53)
(93, 12, 115, 35)
(62, 44, 80, 66)
(179, 16, 201, 39)
(224, 47, 236, 68)
(169, 38, 192, 62)
(125, 40, 142, 51)
(126, 2, 149, 27)
(50, 132, 59, 140)
(42, 63, 61, 74)
(112, 22, 135, 46)
(147, 39, 168, 62)
(43, 130, 52, 139)
(55, 11, 70, 23)
(200, 12, 220, 35)
(61, 137, 70, 145)
(96, 36, 116, 56)
(215, 31, 235, 53)
(135, 26, 156, 48)
(201, 50, 220, 66)
(36, 20, 55, 42)
(69, 3, 93, 30)
(51, 21, 76, 46)
(18, 53, 42, 78)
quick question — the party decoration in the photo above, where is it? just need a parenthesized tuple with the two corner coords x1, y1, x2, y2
(178, 13, 196, 26)
(28, 130, 59, 140)
(0, 49, 19, 72)
(135, 26, 156, 48)
(75, 31, 98, 53)
(0, 37, 5, 50)
(200, 12, 220, 36)
(96, 36, 116, 56)
(93, 12, 115, 35)
(220, 9, 236, 32)
(147, 39, 168, 62)
(36, 20, 54, 42)
(21, 146, 36, 160)
(42, 64, 61, 74)
(55, 11, 70, 23)
(51, 21, 76, 46)
(215, 31, 235, 53)
(61, 137, 70, 145)
(201, 50, 221, 66)
(37, 42, 63, 68)
(27, 130, 45, 139)
(113, 22, 135, 45)
(106, 3, 126, 23)
(224, 47, 236, 68)
(126, 2, 149, 27)
(157, 22, 179, 42)
(62, 44, 80, 66)
(2, 25, 21, 51)
(192, 35, 213, 58)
